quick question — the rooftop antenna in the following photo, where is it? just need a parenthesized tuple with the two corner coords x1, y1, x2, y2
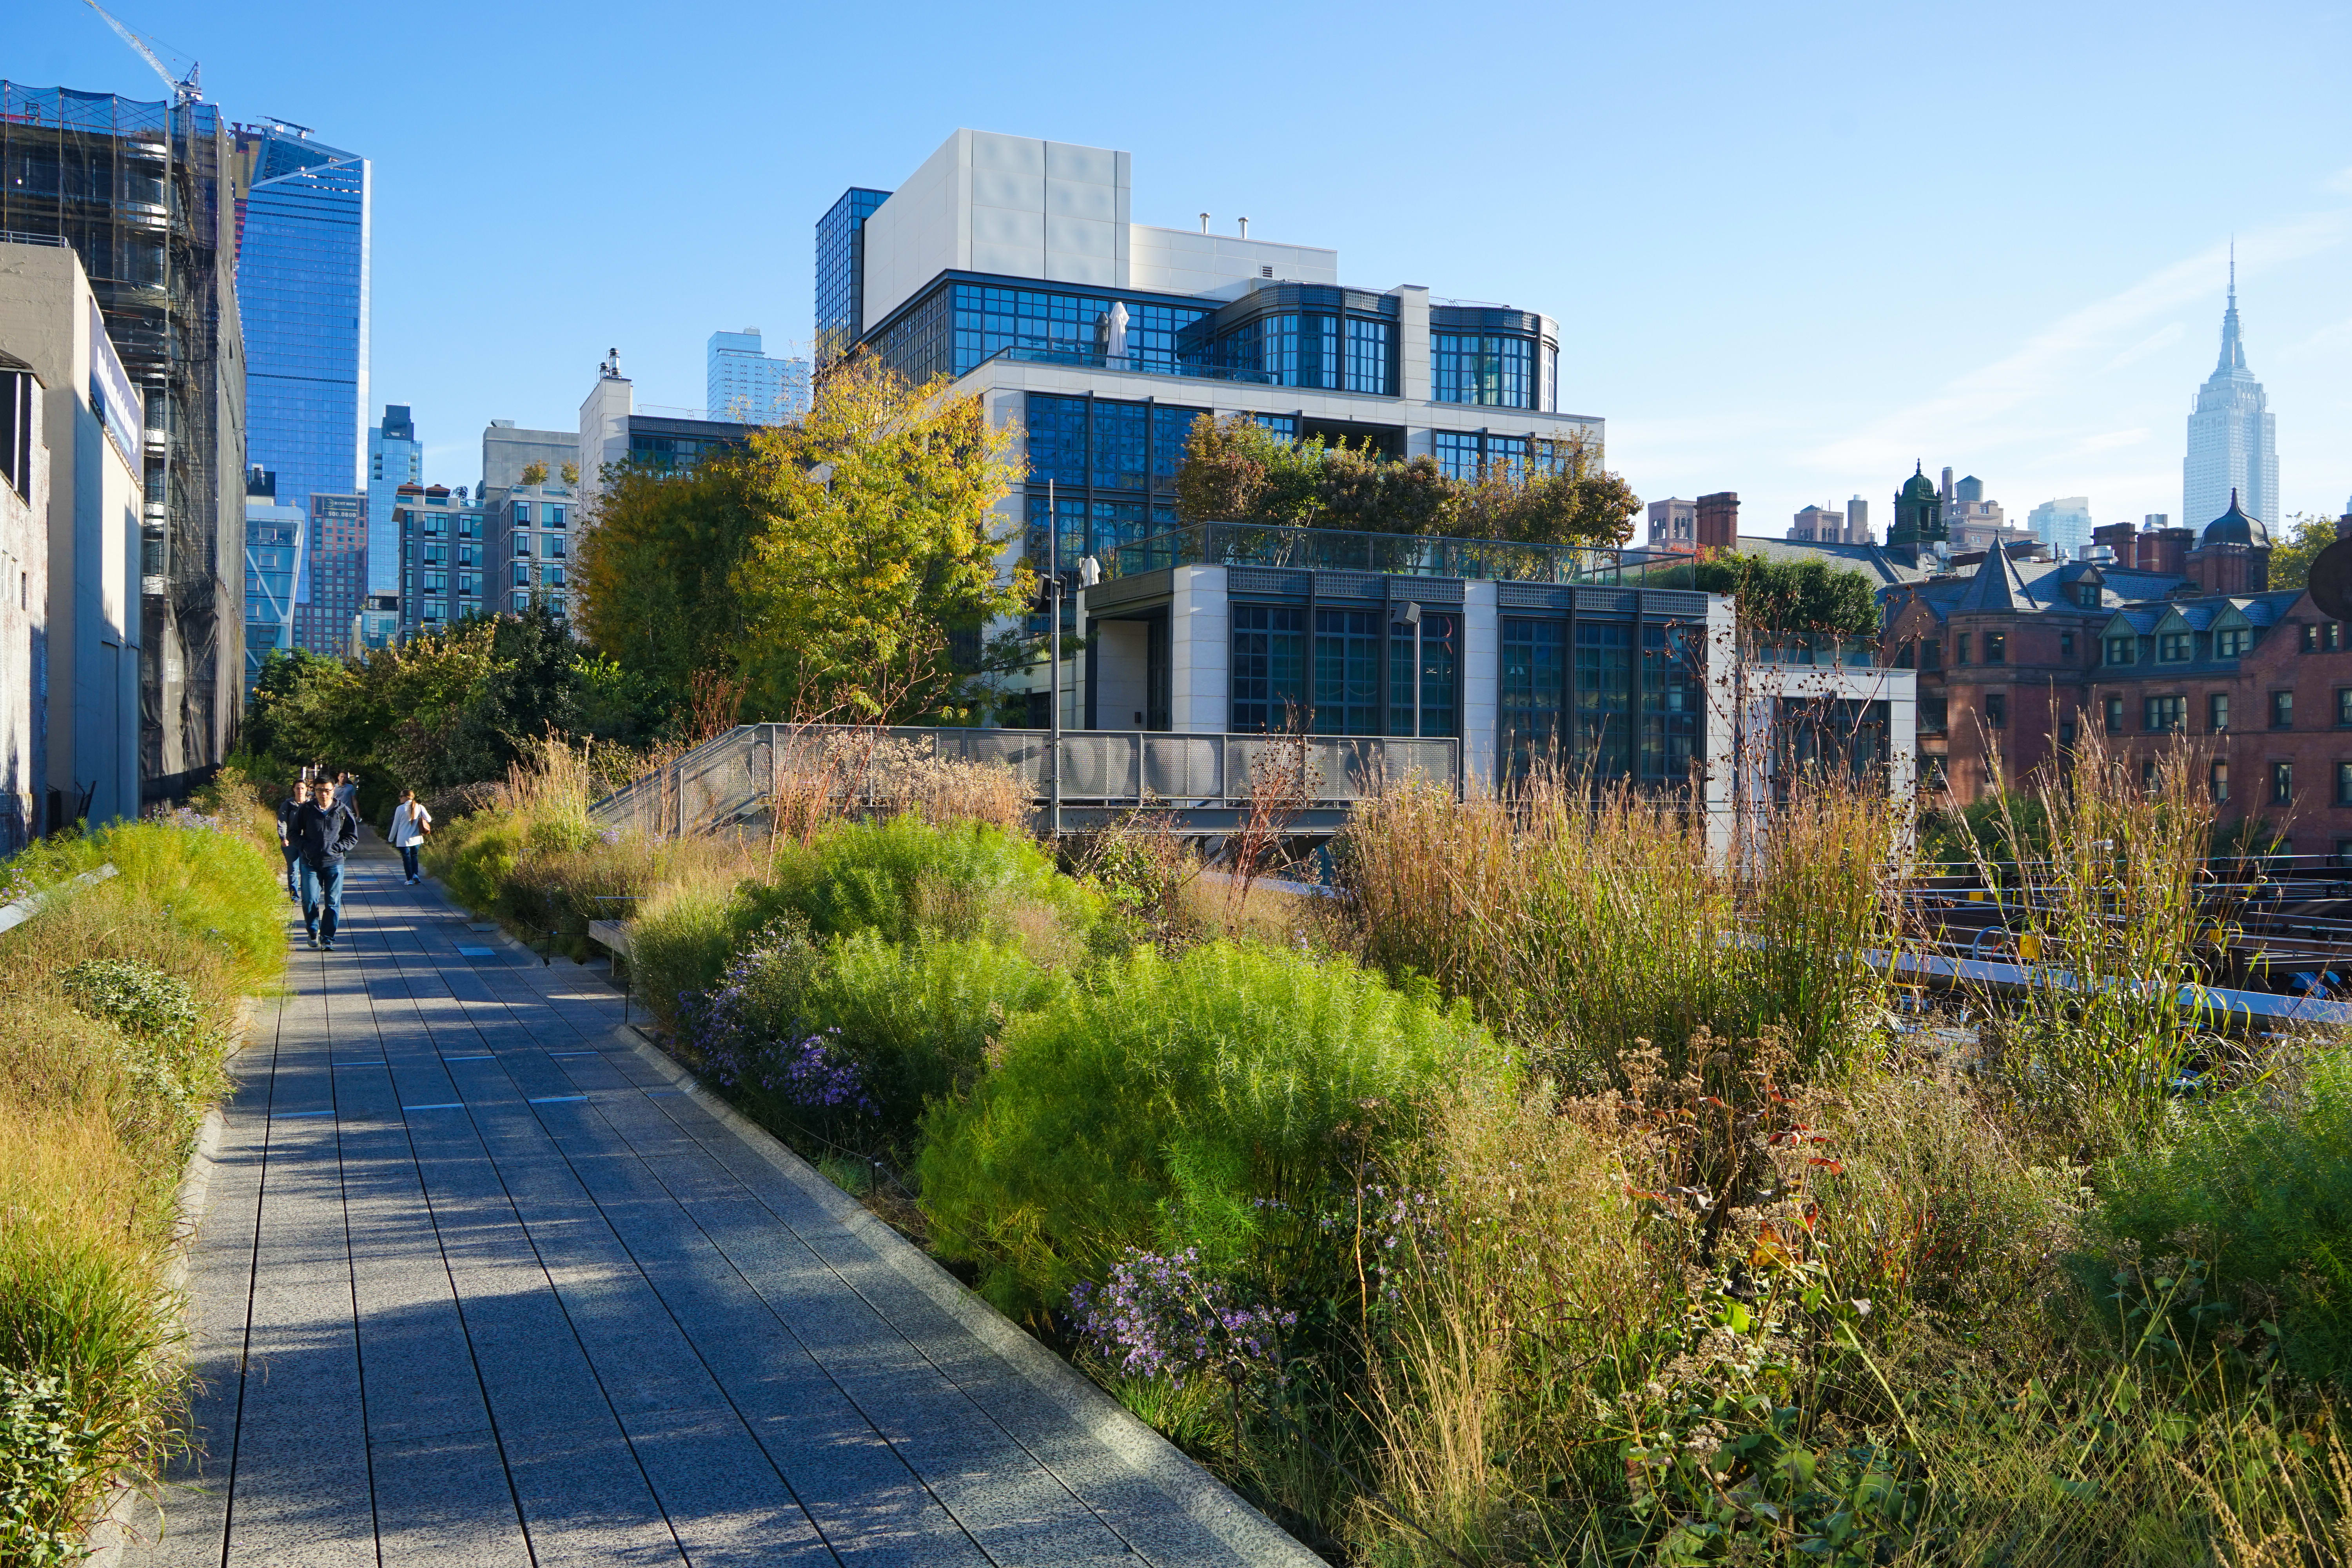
(80, 0, 201, 105)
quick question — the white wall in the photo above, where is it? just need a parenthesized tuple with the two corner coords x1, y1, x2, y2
(1459, 582, 1499, 793)
(1165, 565, 1228, 731)
(1092, 620, 1150, 727)
(861, 131, 1135, 333)
(1127, 225, 1338, 296)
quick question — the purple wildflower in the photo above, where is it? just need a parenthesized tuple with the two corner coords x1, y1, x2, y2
(683, 935, 876, 1115)
(1069, 1247, 1294, 1388)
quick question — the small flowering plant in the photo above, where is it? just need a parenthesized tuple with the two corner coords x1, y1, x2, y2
(1067, 1247, 1296, 1389)
(685, 922, 876, 1117)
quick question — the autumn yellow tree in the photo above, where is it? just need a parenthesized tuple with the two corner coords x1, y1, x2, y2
(731, 356, 1029, 721)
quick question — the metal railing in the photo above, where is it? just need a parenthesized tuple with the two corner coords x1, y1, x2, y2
(588, 725, 1459, 838)
(1111, 520, 1690, 586)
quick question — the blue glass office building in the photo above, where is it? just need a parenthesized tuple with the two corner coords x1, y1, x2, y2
(232, 122, 369, 589)
(814, 187, 890, 365)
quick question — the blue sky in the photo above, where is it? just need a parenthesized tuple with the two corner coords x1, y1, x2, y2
(14, 0, 2352, 538)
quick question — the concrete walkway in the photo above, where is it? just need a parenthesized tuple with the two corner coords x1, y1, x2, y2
(126, 836, 1313, 1568)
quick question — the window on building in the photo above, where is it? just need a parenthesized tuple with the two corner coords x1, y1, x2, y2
(546, 535, 566, 558)
(458, 572, 481, 595)
(424, 515, 445, 537)
(424, 571, 447, 593)
(1396, 612, 1462, 739)
(512, 563, 530, 587)
(2158, 631, 2191, 662)
(1955, 632, 1971, 664)
(511, 591, 530, 612)
(1920, 639, 1941, 670)
(2274, 690, 2295, 730)
(1893, 640, 1914, 669)
(1985, 691, 2007, 727)
(2217, 626, 2250, 657)
(2332, 624, 2345, 652)
(514, 503, 532, 524)
(2104, 695, 2124, 734)
(2143, 758, 2160, 792)
(457, 544, 480, 567)
(2060, 632, 2075, 658)
(548, 506, 566, 528)
(2058, 719, 2078, 747)
(1918, 696, 1947, 734)
(1431, 333, 1537, 408)
(1344, 318, 1395, 396)
(2145, 695, 2184, 733)
(2105, 635, 2136, 666)
(548, 594, 566, 616)
(2340, 688, 2352, 728)
(424, 543, 447, 565)
(513, 532, 531, 557)
(2303, 624, 2321, 653)
(1312, 609, 1381, 735)
(542, 565, 564, 588)
(2074, 583, 2100, 609)
(1984, 632, 2006, 664)
(2212, 760, 2230, 802)
(2211, 693, 2231, 731)
(2275, 761, 2296, 804)
(1231, 605, 1305, 733)
(2339, 762, 2352, 807)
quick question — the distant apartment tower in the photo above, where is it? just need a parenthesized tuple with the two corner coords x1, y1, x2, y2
(352, 592, 399, 655)
(1646, 497, 1696, 548)
(2185, 272, 2279, 532)
(367, 404, 421, 593)
(0, 82, 247, 790)
(2026, 496, 2094, 561)
(576, 352, 757, 527)
(231, 122, 370, 570)
(243, 467, 303, 688)
(1846, 495, 1870, 543)
(706, 328, 809, 424)
(489, 482, 572, 619)
(293, 493, 365, 654)
(393, 483, 486, 635)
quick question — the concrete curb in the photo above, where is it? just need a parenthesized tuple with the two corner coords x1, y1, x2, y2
(437, 878, 1323, 1568)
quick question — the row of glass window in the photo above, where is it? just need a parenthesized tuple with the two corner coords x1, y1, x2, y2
(1026, 395, 1201, 494)
(2200, 760, 2352, 808)
(2095, 688, 2352, 734)
(1201, 315, 1396, 396)
(510, 532, 567, 558)
(1225, 609, 1700, 781)
(511, 502, 566, 527)
(1430, 431, 1581, 484)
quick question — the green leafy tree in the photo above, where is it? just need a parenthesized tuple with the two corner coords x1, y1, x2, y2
(440, 604, 588, 783)
(1172, 413, 1327, 527)
(576, 448, 769, 707)
(1650, 553, 1882, 637)
(242, 649, 356, 771)
(731, 355, 1031, 722)
(519, 461, 550, 486)
(2267, 510, 2343, 591)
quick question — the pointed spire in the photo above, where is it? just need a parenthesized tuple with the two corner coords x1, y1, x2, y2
(2217, 252, 2247, 373)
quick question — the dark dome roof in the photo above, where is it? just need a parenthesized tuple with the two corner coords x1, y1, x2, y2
(2204, 490, 2270, 547)
(1898, 464, 1938, 501)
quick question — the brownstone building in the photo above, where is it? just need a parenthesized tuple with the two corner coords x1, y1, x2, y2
(1884, 499, 2352, 859)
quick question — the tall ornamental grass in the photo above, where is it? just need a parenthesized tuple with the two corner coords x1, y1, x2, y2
(1955, 731, 2220, 1150)
(1338, 769, 1904, 1086)
(0, 779, 280, 1562)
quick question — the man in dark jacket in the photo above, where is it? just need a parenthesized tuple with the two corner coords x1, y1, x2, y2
(274, 780, 305, 901)
(292, 775, 361, 950)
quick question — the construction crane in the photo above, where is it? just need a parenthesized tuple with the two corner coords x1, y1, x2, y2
(80, 0, 201, 105)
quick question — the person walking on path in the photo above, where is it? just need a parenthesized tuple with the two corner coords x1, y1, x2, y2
(274, 780, 306, 901)
(292, 776, 361, 950)
(334, 771, 359, 811)
(389, 788, 432, 884)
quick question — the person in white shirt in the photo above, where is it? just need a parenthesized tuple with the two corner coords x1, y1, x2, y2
(390, 788, 433, 884)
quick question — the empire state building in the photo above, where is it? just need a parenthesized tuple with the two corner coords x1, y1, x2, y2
(2184, 268, 2279, 530)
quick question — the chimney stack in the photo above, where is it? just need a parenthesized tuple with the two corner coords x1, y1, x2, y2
(1695, 492, 1740, 552)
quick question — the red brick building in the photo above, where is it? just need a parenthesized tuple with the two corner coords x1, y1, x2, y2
(1884, 500, 2352, 858)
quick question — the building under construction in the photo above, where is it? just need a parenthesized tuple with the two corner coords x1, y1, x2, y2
(0, 83, 245, 793)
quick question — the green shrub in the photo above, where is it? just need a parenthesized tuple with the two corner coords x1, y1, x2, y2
(630, 868, 744, 1034)
(707, 927, 1059, 1145)
(744, 815, 1099, 953)
(2092, 1044, 2352, 1387)
(915, 941, 1504, 1315)
(59, 960, 199, 1045)
(427, 809, 526, 914)
(2, 817, 284, 991)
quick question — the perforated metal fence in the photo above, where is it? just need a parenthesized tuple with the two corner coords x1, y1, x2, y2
(589, 726, 1459, 838)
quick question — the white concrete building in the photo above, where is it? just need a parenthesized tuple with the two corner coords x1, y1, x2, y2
(0, 241, 142, 832)
(0, 347, 46, 850)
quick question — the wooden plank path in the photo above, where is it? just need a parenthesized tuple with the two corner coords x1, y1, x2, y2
(123, 835, 1313, 1568)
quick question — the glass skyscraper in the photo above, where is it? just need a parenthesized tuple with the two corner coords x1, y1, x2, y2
(368, 405, 421, 594)
(814, 187, 891, 364)
(232, 123, 370, 584)
(243, 466, 303, 689)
